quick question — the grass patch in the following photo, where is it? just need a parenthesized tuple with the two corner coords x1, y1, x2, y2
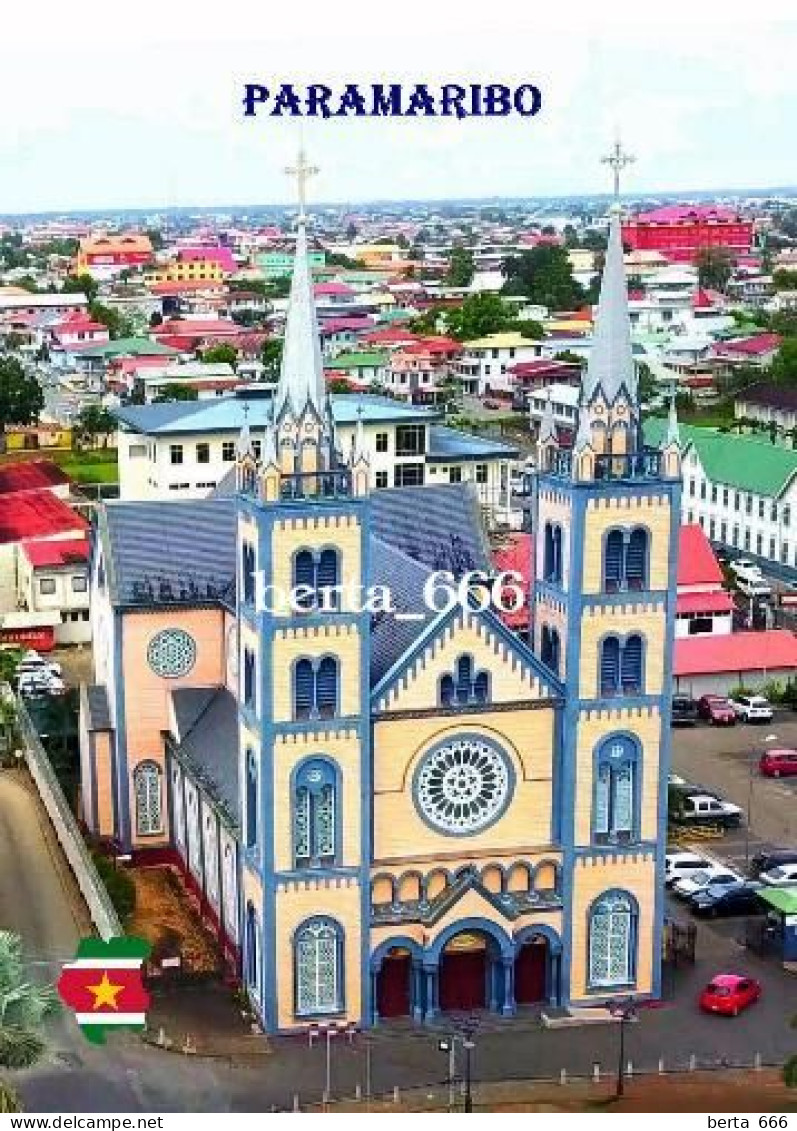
(51, 448, 119, 484)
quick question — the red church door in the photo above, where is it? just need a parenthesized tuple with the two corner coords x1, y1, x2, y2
(377, 953, 411, 1018)
(514, 940, 547, 1005)
(439, 947, 487, 1012)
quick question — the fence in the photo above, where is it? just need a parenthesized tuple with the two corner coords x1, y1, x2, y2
(16, 697, 122, 940)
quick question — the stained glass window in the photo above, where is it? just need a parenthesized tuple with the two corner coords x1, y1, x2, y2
(293, 761, 337, 868)
(415, 737, 512, 834)
(588, 892, 634, 987)
(295, 918, 341, 1015)
(594, 736, 637, 844)
(134, 761, 162, 835)
(147, 629, 197, 679)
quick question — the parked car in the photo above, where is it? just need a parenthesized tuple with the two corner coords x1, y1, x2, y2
(665, 851, 710, 887)
(728, 694, 774, 723)
(671, 793, 743, 829)
(691, 881, 763, 917)
(759, 748, 797, 778)
(674, 868, 741, 900)
(698, 974, 761, 1017)
(759, 862, 797, 886)
(729, 559, 762, 579)
(671, 694, 698, 726)
(483, 399, 502, 410)
(16, 651, 61, 679)
(737, 578, 773, 599)
(750, 849, 797, 878)
(17, 671, 65, 698)
(697, 695, 737, 726)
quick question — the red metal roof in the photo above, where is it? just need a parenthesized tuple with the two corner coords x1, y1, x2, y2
(713, 334, 781, 357)
(23, 537, 89, 567)
(675, 630, 797, 677)
(0, 492, 87, 545)
(0, 461, 70, 496)
(677, 525, 724, 588)
(676, 591, 735, 615)
(493, 532, 532, 630)
(314, 282, 355, 297)
(158, 318, 239, 335)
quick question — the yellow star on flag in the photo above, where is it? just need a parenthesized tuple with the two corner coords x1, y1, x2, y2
(87, 972, 124, 1011)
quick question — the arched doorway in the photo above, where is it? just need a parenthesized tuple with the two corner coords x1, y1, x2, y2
(439, 932, 489, 1012)
(515, 937, 548, 1004)
(376, 947, 412, 1018)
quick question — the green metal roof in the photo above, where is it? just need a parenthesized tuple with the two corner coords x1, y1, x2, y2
(643, 417, 797, 498)
(74, 337, 178, 359)
(324, 350, 387, 369)
(757, 886, 797, 915)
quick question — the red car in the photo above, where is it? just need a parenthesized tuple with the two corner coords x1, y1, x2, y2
(759, 748, 797, 778)
(699, 974, 761, 1017)
(697, 695, 737, 726)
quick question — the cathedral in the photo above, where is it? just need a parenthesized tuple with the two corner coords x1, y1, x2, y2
(79, 187, 681, 1033)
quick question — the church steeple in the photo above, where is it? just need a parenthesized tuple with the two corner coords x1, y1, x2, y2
(273, 148, 326, 422)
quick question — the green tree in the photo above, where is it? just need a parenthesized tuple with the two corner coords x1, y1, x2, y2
(773, 269, 797, 291)
(327, 378, 353, 394)
(511, 319, 544, 340)
(153, 383, 199, 403)
(324, 252, 360, 270)
(202, 343, 238, 367)
(0, 357, 43, 445)
(267, 277, 291, 300)
(88, 302, 134, 340)
(771, 339, 797, 386)
(0, 931, 58, 1110)
(445, 244, 475, 288)
(446, 293, 514, 341)
(62, 273, 99, 303)
(144, 228, 164, 252)
(501, 245, 585, 310)
(695, 246, 733, 292)
(260, 338, 283, 379)
(73, 405, 117, 449)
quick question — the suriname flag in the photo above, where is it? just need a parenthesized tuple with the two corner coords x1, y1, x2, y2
(57, 936, 152, 1045)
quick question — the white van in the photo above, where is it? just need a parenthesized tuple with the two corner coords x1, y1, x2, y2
(737, 577, 772, 599)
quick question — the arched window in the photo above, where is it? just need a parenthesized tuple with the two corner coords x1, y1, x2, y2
(242, 542, 256, 605)
(245, 901, 259, 990)
(295, 917, 343, 1016)
(603, 530, 624, 592)
(600, 636, 644, 696)
(603, 528, 649, 593)
(243, 648, 256, 710)
(293, 759, 338, 868)
(588, 892, 636, 988)
(626, 529, 648, 590)
(245, 748, 258, 848)
(292, 548, 341, 612)
(292, 657, 340, 720)
(594, 735, 638, 843)
(134, 761, 163, 836)
(543, 523, 563, 584)
(599, 636, 621, 696)
(621, 634, 643, 694)
(438, 654, 490, 707)
(541, 625, 561, 674)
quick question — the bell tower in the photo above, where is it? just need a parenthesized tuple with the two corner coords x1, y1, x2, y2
(531, 141, 681, 1005)
(235, 150, 372, 1033)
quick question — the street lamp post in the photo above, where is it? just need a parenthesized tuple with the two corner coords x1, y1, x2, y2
(606, 1000, 638, 1100)
(463, 1038, 475, 1113)
(745, 732, 778, 868)
(439, 1019, 478, 1112)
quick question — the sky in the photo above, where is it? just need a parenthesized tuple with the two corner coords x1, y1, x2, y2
(1, 0, 796, 213)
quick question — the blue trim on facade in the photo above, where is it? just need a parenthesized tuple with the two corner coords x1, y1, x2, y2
(113, 609, 131, 847)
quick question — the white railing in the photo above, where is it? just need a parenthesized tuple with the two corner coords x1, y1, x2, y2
(16, 698, 122, 940)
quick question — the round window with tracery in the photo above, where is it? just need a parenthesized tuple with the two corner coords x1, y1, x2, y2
(414, 736, 513, 835)
(147, 628, 197, 679)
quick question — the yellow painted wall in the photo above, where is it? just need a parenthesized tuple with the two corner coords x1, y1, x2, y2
(121, 608, 225, 846)
(569, 854, 656, 999)
(572, 707, 662, 846)
(535, 489, 573, 589)
(582, 495, 672, 595)
(373, 710, 555, 863)
(377, 614, 548, 713)
(273, 729, 363, 871)
(94, 732, 115, 838)
(274, 878, 362, 1029)
(269, 514, 363, 617)
(272, 624, 362, 721)
(579, 605, 665, 699)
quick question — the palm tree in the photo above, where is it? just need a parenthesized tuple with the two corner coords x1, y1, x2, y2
(0, 932, 58, 1111)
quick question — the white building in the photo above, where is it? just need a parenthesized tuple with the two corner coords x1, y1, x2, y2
(16, 539, 91, 645)
(456, 333, 544, 396)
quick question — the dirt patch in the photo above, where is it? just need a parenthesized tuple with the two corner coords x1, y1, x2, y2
(128, 866, 220, 974)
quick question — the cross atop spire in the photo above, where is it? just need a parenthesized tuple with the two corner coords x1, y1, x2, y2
(601, 137, 635, 206)
(285, 147, 319, 221)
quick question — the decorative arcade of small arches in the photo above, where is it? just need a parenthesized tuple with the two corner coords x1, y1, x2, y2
(370, 920, 563, 1024)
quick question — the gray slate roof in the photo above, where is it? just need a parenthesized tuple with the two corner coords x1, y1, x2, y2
(171, 687, 240, 826)
(427, 425, 520, 462)
(101, 497, 237, 609)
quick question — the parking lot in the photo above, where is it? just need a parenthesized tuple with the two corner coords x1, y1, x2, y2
(671, 710, 797, 871)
